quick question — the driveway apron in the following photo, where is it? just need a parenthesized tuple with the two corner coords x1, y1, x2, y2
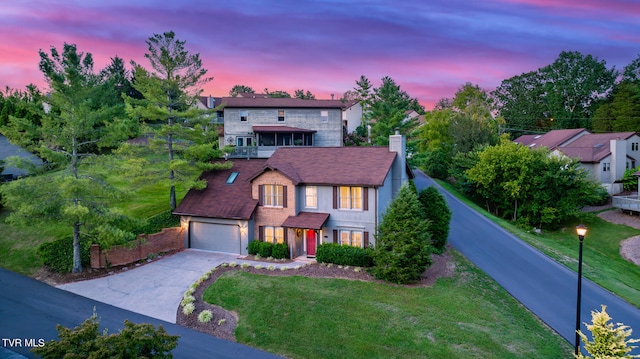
(57, 250, 239, 323)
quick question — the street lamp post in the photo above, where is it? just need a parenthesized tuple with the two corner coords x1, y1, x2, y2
(575, 224, 587, 356)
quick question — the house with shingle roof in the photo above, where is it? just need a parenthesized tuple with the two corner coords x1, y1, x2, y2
(199, 95, 362, 158)
(514, 129, 640, 194)
(174, 132, 411, 257)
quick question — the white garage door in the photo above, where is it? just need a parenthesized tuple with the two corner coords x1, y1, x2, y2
(190, 222, 240, 254)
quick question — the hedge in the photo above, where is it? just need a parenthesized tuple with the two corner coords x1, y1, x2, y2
(37, 237, 91, 273)
(247, 241, 289, 260)
(316, 243, 373, 267)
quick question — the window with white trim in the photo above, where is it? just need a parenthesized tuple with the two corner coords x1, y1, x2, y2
(278, 110, 285, 121)
(264, 226, 285, 244)
(240, 110, 248, 121)
(305, 186, 317, 208)
(264, 184, 284, 207)
(339, 186, 362, 210)
(339, 230, 363, 248)
(603, 162, 610, 172)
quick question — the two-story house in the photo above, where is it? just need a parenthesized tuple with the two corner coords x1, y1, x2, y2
(514, 129, 640, 194)
(200, 95, 365, 158)
(174, 132, 412, 257)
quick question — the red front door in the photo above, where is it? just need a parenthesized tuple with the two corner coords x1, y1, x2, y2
(306, 230, 316, 256)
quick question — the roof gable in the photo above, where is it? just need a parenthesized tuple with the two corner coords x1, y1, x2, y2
(558, 132, 637, 162)
(174, 159, 267, 219)
(251, 147, 398, 187)
(514, 128, 589, 150)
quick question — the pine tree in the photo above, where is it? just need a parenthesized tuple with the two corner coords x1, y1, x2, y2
(125, 31, 229, 211)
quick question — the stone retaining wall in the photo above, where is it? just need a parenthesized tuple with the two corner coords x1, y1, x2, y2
(90, 227, 185, 269)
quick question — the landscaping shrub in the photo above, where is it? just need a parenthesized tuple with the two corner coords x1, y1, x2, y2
(371, 184, 432, 284)
(247, 240, 261, 255)
(137, 210, 180, 235)
(258, 241, 273, 258)
(271, 243, 289, 259)
(418, 186, 452, 254)
(37, 237, 91, 273)
(32, 311, 179, 358)
(316, 243, 373, 267)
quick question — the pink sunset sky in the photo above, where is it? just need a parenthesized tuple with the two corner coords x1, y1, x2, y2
(1, 0, 638, 110)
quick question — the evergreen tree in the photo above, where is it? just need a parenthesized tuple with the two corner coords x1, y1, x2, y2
(125, 31, 229, 211)
(32, 311, 179, 358)
(418, 187, 451, 253)
(229, 84, 255, 97)
(371, 184, 432, 284)
(576, 305, 639, 358)
(2, 43, 135, 273)
(294, 89, 315, 99)
(368, 76, 417, 145)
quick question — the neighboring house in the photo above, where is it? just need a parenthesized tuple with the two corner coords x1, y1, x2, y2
(199, 95, 362, 157)
(342, 100, 363, 134)
(174, 132, 412, 257)
(514, 129, 640, 194)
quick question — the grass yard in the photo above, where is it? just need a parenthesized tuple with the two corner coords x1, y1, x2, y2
(0, 151, 188, 275)
(437, 180, 640, 308)
(203, 252, 572, 359)
(0, 209, 70, 275)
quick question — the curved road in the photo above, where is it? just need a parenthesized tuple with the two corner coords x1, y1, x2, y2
(414, 170, 640, 353)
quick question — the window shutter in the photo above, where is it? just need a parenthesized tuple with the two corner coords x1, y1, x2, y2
(284, 228, 288, 244)
(363, 187, 368, 211)
(333, 229, 338, 244)
(258, 185, 264, 206)
(364, 231, 369, 248)
(333, 186, 338, 209)
(259, 226, 264, 241)
(283, 186, 288, 208)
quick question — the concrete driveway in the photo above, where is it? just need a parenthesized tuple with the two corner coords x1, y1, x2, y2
(57, 249, 305, 323)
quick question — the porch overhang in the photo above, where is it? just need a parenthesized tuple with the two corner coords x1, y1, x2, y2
(252, 125, 317, 133)
(281, 212, 329, 230)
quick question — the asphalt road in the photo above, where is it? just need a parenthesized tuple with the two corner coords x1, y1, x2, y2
(414, 170, 640, 353)
(0, 268, 283, 359)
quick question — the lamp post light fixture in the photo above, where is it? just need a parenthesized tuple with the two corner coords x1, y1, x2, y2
(575, 224, 587, 356)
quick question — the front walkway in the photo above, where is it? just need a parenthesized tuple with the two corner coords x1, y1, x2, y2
(57, 249, 312, 323)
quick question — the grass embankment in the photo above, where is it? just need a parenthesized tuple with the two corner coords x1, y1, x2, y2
(0, 153, 187, 275)
(203, 252, 572, 359)
(437, 180, 640, 308)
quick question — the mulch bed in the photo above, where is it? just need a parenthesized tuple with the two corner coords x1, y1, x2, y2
(175, 248, 455, 341)
(33, 249, 184, 286)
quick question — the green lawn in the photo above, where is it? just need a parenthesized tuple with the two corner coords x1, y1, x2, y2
(0, 208, 70, 275)
(436, 180, 640, 308)
(203, 252, 572, 359)
(0, 152, 188, 275)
